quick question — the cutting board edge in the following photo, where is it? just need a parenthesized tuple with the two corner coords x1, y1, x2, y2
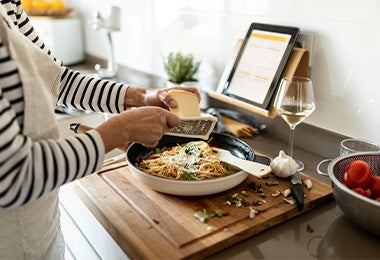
(178, 191, 334, 259)
(92, 160, 336, 259)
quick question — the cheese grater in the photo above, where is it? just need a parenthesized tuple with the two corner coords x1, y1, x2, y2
(165, 114, 218, 140)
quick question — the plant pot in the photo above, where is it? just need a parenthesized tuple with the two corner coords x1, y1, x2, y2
(166, 81, 182, 88)
(166, 80, 199, 88)
(166, 80, 209, 109)
(180, 81, 199, 88)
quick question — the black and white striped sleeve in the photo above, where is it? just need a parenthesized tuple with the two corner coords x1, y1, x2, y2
(0, 83, 105, 208)
(57, 68, 128, 114)
(0, 1, 111, 208)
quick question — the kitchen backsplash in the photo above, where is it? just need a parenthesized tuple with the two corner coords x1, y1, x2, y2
(67, 0, 380, 144)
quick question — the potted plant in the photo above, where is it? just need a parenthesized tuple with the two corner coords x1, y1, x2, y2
(163, 52, 201, 86)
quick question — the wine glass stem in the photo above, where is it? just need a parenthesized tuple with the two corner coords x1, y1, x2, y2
(289, 125, 296, 157)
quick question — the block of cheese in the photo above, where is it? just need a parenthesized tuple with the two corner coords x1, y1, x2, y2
(168, 89, 201, 117)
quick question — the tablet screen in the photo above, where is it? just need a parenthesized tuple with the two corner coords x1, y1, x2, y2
(222, 23, 299, 109)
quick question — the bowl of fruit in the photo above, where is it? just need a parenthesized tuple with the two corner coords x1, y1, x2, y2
(328, 152, 380, 236)
(22, 0, 72, 17)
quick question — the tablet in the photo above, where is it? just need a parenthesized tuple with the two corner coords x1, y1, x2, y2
(221, 23, 300, 109)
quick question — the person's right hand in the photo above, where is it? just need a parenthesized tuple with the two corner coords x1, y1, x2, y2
(95, 106, 180, 153)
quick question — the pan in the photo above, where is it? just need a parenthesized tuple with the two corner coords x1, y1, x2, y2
(126, 133, 271, 196)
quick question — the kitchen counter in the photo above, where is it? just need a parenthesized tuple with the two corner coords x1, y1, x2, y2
(72, 130, 379, 259)
(65, 60, 380, 259)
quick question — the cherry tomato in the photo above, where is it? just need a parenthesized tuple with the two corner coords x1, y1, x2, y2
(369, 176, 380, 198)
(352, 187, 372, 198)
(365, 188, 373, 197)
(342, 160, 372, 189)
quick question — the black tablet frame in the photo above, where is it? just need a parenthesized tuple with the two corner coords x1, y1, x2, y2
(222, 22, 300, 109)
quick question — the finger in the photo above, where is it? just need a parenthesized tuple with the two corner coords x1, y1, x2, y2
(176, 86, 201, 101)
(165, 111, 180, 129)
(159, 91, 177, 109)
(142, 140, 160, 148)
(163, 87, 201, 109)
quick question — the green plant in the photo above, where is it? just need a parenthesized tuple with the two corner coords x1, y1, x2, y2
(163, 52, 201, 84)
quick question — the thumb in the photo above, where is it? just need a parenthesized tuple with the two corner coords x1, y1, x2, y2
(166, 111, 181, 129)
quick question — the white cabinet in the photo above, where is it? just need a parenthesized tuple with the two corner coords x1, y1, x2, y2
(31, 16, 85, 65)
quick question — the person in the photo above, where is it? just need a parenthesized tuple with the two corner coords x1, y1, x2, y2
(0, 1, 200, 259)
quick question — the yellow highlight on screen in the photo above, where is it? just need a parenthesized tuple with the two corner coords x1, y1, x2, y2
(255, 75, 268, 80)
(268, 47, 281, 52)
(238, 70, 251, 76)
(251, 33, 288, 42)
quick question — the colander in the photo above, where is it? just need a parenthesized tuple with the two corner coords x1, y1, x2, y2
(327, 152, 380, 237)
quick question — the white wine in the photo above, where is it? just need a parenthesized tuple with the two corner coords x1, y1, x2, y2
(277, 105, 314, 126)
(273, 77, 315, 171)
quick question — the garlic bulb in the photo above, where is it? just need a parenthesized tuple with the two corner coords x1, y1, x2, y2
(270, 150, 297, 178)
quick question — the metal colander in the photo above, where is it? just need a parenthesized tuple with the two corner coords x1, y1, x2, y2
(327, 152, 380, 237)
(331, 153, 380, 182)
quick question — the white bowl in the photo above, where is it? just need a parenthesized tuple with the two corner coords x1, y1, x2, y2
(128, 165, 248, 196)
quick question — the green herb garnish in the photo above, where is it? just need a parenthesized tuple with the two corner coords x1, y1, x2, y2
(183, 171, 197, 181)
(184, 144, 200, 155)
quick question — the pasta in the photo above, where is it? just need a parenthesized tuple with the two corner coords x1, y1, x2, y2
(138, 141, 240, 180)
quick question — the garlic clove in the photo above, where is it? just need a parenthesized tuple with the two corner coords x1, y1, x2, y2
(283, 188, 292, 197)
(303, 178, 313, 190)
(270, 150, 298, 178)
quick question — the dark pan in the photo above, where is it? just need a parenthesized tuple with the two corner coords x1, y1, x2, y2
(126, 132, 271, 196)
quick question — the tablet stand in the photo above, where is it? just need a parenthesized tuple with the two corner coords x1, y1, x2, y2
(209, 39, 310, 118)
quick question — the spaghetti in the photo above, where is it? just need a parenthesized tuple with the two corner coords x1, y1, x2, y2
(138, 141, 240, 180)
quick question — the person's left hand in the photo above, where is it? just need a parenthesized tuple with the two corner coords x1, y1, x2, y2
(144, 86, 201, 110)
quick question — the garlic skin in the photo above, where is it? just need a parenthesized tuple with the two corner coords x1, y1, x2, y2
(283, 188, 292, 197)
(270, 150, 297, 178)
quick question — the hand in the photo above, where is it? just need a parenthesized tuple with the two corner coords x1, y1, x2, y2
(144, 86, 201, 109)
(74, 124, 130, 152)
(124, 86, 201, 109)
(96, 106, 180, 152)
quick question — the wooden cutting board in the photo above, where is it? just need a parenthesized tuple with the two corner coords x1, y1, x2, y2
(92, 163, 333, 259)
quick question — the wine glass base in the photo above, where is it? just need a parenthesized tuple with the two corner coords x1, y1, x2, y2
(296, 160, 305, 171)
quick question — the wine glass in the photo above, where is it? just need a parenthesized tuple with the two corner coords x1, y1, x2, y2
(273, 76, 315, 171)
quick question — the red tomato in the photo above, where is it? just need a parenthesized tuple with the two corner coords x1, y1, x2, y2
(375, 198, 380, 203)
(365, 188, 373, 198)
(369, 176, 380, 198)
(342, 160, 372, 189)
(352, 187, 372, 198)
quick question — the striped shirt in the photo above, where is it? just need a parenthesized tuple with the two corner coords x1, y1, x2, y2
(0, 0, 127, 208)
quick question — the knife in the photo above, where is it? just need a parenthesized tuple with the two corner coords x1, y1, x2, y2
(291, 171, 304, 211)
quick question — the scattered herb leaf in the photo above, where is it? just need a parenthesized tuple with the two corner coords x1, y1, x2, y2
(307, 224, 314, 233)
(248, 182, 264, 193)
(194, 208, 224, 223)
(265, 180, 279, 186)
(154, 147, 162, 154)
(241, 190, 249, 197)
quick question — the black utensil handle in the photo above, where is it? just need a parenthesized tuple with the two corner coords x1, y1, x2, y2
(253, 154, 271, 166)
(291, 183, 304, 211)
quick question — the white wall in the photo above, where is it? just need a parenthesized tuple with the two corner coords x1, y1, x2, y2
(69, 0, 380, 144)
